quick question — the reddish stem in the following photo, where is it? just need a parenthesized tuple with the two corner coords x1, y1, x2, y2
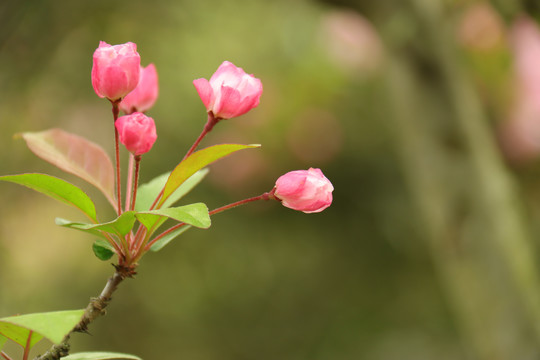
(184, 112, 219, 161)
(130, 223, 146, 252)
(1, 351, 13, 360)
(145, 191, 275, 251)
(23, 330, 33, 360)
(131, 155, 141, 212)
(124, 154, 135, 212)
(209, 192, 274, 216)
(103, 232, 123, 256)
(148, 112, 220, 211)
(148, 189, 163, 212)
(111, 99, 122, 215)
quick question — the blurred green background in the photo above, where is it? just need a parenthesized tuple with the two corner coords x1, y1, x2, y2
(2, 0, 540, 359)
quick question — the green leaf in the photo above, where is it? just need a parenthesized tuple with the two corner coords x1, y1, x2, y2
(92, 239, 115, 261)
(136, 203, 211, 230)
(0, 323, 43, 350)
(55, 218, 106, 240)
(0, 334, 7, 350)
(0, 174, 97, 221)
(56, 212, 136, 237)
(20, 129, 116, 210)
(0, 321, 43, 349)
(63, 352, 142, 360)
(135, 168, 209, 212)
(0, 310, 84, 346)
(150, 225, 191, 252)
(159, 144, 259, 207)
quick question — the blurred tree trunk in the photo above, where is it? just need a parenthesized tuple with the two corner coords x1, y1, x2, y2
(384, 1, 540, 358)
(322, 0, 540, 357)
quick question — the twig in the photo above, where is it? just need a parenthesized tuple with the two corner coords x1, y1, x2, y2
(33, 265, 136, 360)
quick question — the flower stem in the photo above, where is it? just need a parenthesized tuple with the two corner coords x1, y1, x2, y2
(210, 192, 274, 215)
(145, 191, 275, 251)
(183, 112, 219, 161)
(33, 265, 136, 360)
(111, 99, 123, 215)
(148, 113, 219, 211)
(105, 233, 125, 262)
(131, 156, 141, 212)
(124, 154, 135, 213)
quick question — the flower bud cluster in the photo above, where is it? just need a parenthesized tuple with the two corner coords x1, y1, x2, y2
(92, 41, 333, 213)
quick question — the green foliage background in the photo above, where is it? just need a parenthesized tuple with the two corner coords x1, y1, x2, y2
(1, 0, 539, 358)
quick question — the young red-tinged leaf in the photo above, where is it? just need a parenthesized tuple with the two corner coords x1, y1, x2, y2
(0, 173, 97, 221)
(63, 352, 142, 360)
(21, 129, 116, 210)
(158, 144, 260, 207)
(0, 310, 84, 346)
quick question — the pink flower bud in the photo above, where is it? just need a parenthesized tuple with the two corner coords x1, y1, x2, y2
(92, 41, 141, 101)
(273, 168, 333, 213)
(193, 61, 263, 119)
(115, 112, 157, 155)
(119, 64, 159, 114)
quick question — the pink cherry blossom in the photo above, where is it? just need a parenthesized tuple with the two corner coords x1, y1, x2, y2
(115, 112, 157, 156)
(193, 61, 263, 119)
(92, 41, 141, 101)
(120, 63, 159, 114)
(273, 168, 333, 213)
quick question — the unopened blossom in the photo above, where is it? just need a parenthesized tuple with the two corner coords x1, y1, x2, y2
(120, 63, 159, 114)
(193, 61, 263, 119)
(115, 112, 157, 155)
(92, 41, 141, 101)
(273, 168, 333, 213)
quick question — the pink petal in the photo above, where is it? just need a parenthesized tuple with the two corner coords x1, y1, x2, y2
(275, 173, 307, 196)
(120, 63, 159, 113)
(231, 94, 261, 118)
(193, 78, 214, 110)
(213, 86, 242, 119)
(210, 61, 245, 88)
(100, 66, 129, 101)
